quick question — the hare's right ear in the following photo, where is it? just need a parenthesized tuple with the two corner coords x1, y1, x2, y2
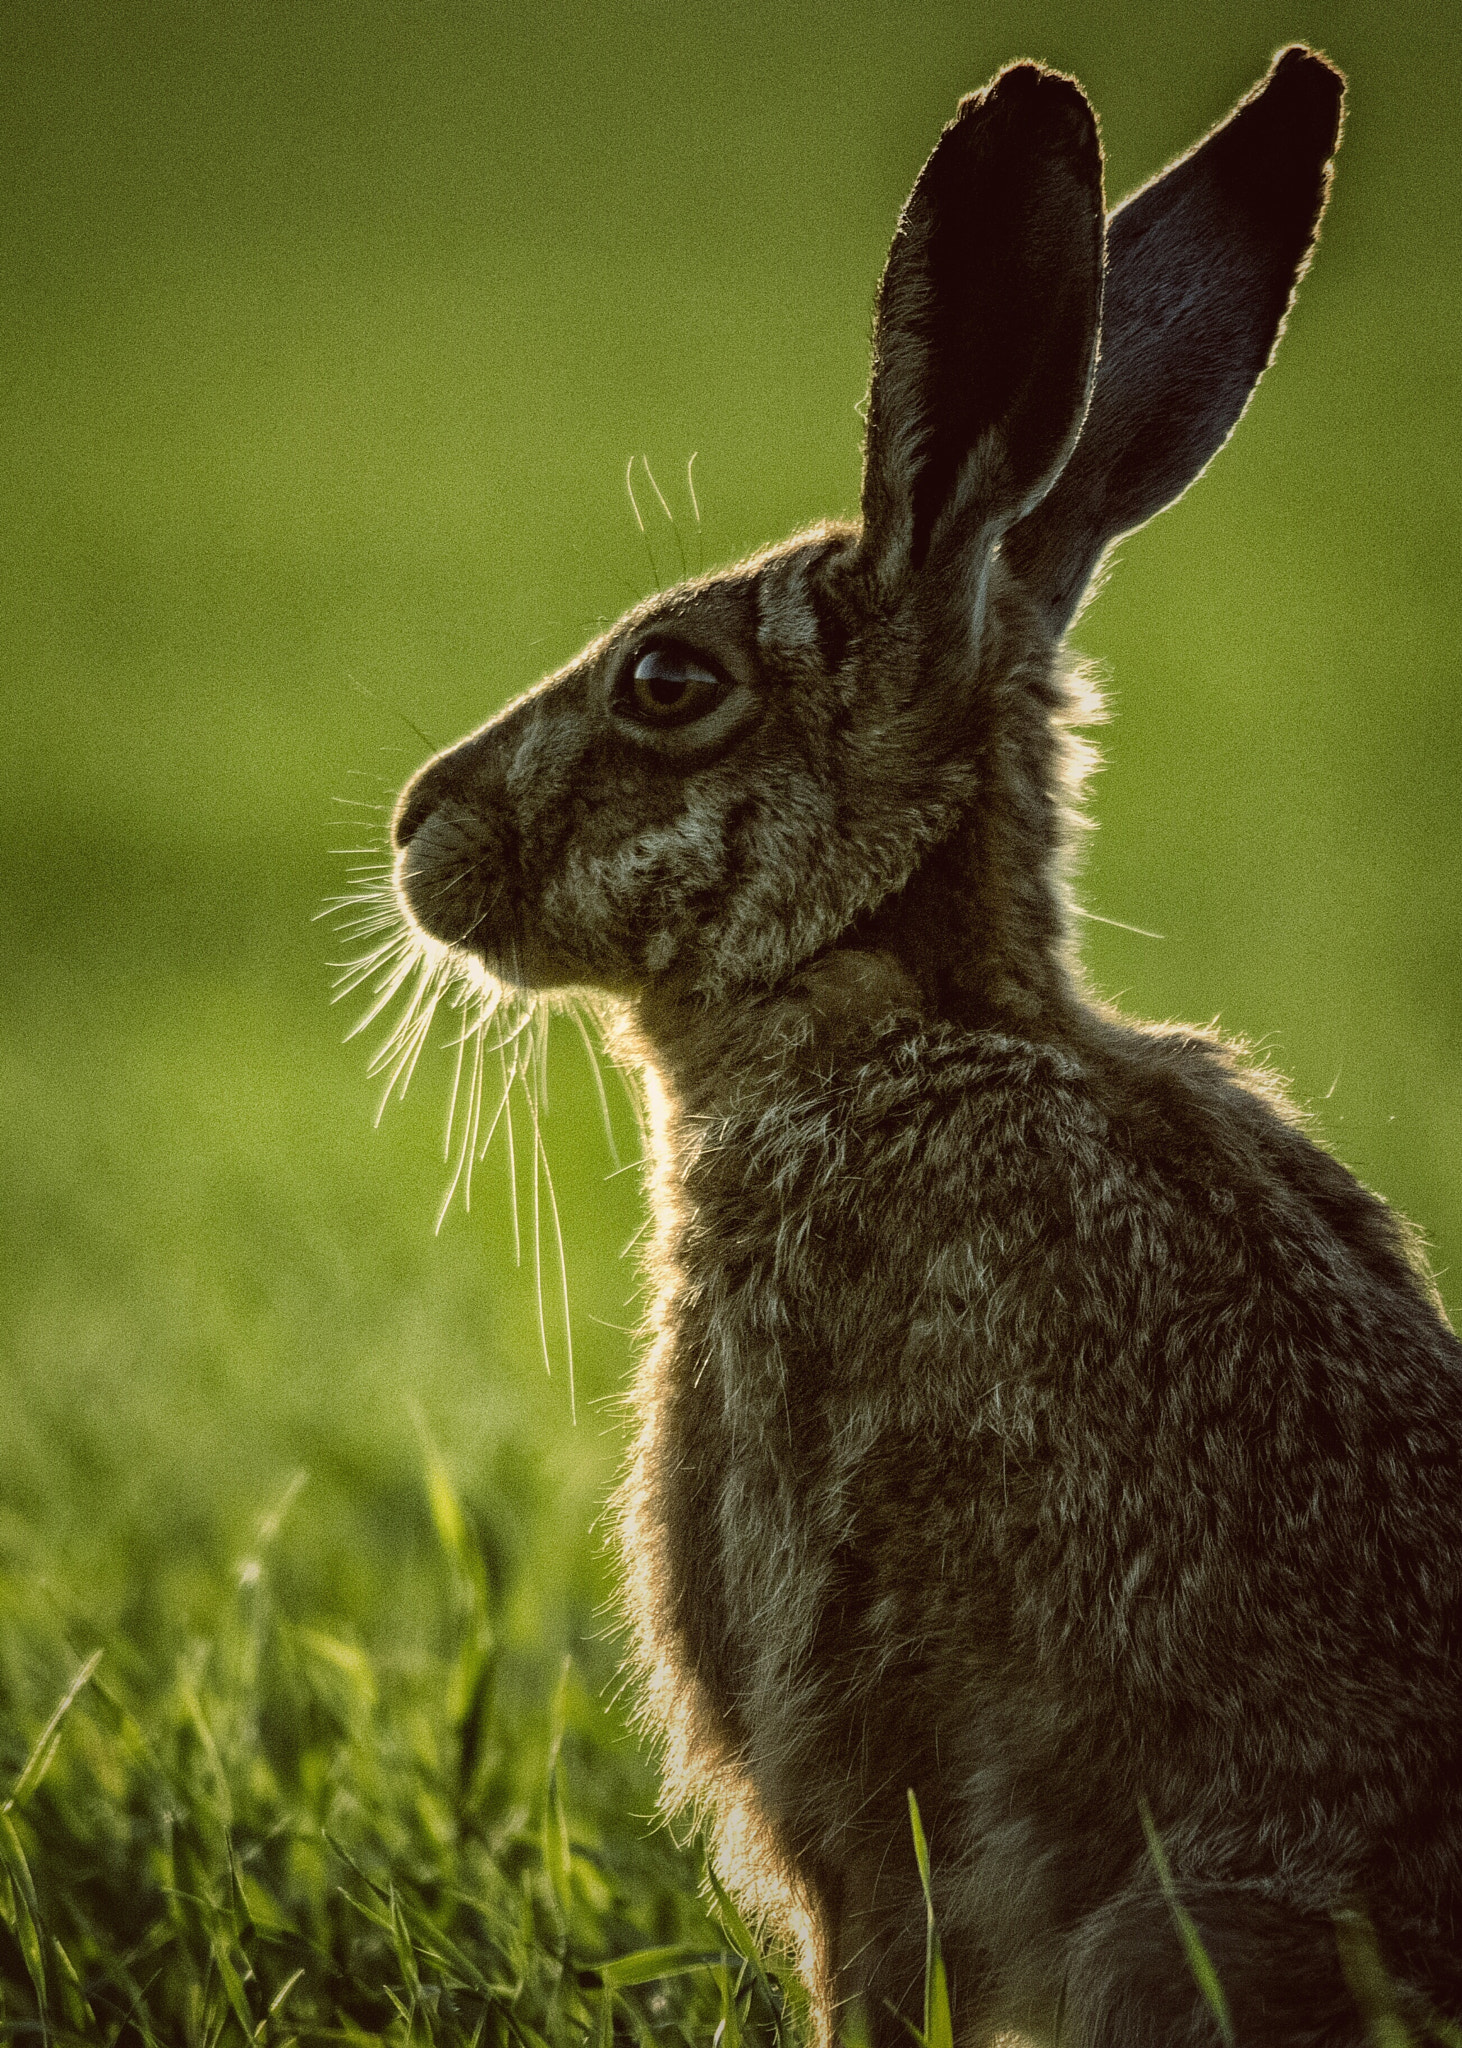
(859, 64, 1104, 595)
(1003, 47, 1345, 635)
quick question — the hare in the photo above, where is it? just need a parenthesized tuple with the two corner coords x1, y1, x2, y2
(387, 45, 1462, 2048)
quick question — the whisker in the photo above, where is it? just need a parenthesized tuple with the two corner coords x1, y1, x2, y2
(441, 983, 472, 1163)
(344, 672, 440, 755)
(626, 454, 660, 593)
(344, 945, 424, 1039)
(603, 1154, 648, 1181)
(686, 450, 703, 575)
(569, 997, 620, 1169)
(476, 1035, 517, 1158)
(435, 1017, 480, 1233)
(525, 1055, 549, 1385)
(371, 959, 445, 1116)
(642, 454, 687, 583)
(335, 933, 413, 1007)
(461, 997, 488, 1213)
(487, 1004, 538, 1054)
(1073, 905, 1166, 941)
(328, 934, 406, 989)
(327, 913, 404, 947)
(327, 856, 610, 1433)
(533, 1003, 550, 1115)
(535, 1070, 576, 1422)
(501, 1038, 522, 1266)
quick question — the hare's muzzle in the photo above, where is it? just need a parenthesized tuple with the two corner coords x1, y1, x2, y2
(391, 747, 518, 963)
(392, 772, 444, 855)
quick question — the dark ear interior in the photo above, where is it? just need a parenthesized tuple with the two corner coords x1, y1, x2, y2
(859, 63, 1104, 585)
(1003, 46, 1345, 635)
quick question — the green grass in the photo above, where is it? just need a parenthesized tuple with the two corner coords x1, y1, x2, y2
(1, 0, 1460, 2036)
(0, 1447, 814, 2048)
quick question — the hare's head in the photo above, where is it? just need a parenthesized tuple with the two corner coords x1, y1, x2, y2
(391, 50, 1341, 1039)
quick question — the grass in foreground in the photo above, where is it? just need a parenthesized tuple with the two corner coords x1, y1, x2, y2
(0, 1449, 808, 2048)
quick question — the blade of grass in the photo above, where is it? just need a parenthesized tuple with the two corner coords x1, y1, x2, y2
(1333, 1905, 1416, 2048)
(585, 1946, 729, 1990)
(705, 1861, 779, 2021)
(0, 1809, 49, 2024)
(8, 1651, 102, 1811)
(906, 1791, 952, 2048)
(1138, 1799, 1234, 2048)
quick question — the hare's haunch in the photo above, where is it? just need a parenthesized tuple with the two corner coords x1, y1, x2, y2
(387, 49, 1462, 2048)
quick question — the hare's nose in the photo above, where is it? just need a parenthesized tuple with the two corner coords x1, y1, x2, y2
(392, 772, 441, 851)
(395, 719, 511, 851)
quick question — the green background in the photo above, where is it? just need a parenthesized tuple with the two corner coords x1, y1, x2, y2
(2, 0, 1459, 1655)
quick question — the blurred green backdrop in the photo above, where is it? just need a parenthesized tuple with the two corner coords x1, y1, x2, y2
(2, 0, 1459, 1659)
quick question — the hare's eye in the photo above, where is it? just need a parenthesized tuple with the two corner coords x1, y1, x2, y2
(620, 646, 729, 727)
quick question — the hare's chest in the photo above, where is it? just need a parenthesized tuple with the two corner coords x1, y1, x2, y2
(663, 1258, 832, 1633)
(657, 1233, 1021, 1700)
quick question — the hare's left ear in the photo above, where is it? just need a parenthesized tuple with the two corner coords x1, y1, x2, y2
(1003, 48, 1344, 636)
(859, 63, 1104, 592)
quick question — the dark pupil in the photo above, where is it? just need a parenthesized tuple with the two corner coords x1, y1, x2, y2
(629, 648, 720, 721)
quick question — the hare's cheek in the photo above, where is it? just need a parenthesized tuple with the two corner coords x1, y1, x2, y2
(536, 853, 672, 984)
(540, 820, 729, 986)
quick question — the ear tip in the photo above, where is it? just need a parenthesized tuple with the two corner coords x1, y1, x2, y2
(1260, 44, 1347, 153)
(1193, 44, 1345, 239)
(965, 60, 1099, 156)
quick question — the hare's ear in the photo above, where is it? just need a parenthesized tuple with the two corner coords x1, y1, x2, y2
(859, 64, 1104, 591)
(1003, 46, 1345, 635)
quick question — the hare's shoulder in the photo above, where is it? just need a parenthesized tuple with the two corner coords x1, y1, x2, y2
(716, 1014, 1458, 1372)
(726, 1020, 1174, 1245)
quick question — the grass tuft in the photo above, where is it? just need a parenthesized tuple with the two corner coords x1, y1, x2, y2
(0, 1461, 806, 2048)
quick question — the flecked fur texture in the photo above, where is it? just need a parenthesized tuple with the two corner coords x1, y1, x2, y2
(388, 48, 1462, 2048)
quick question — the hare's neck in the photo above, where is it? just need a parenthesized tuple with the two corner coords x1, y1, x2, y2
(628, 925, 1086, 1130)
(845, 588, 1094, 1033)
(861, 811, 1084, 1032)
(626, 949, 924, 1126)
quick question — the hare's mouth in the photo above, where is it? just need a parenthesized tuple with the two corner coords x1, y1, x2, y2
(394, 802, 589, 994)
(395, 800, 514, 961)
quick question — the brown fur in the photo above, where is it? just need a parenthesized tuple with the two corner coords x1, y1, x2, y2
(387, 48, 1462, 2048)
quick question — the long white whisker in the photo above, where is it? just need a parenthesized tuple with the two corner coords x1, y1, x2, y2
(687, 450, 704, 576)
(344, 944, 423, 1039)
(626, 454, 659, 592)
(570, 997, 620, 1169)
(642, 453, 687, 583)
(524, 1056, 548, 1378)
(329, 857, 589, 1434)
(367, 951, 441, 1078)
(1072, 905, 1166, 941)
(533, 1004, 550, 1115)
(328, 911, 405, 943)
(441, 984, 472, 1163)
(373, 969, 444, 1119)
(535, 1080, 575, 1422)
(462, 999, 488, 1213)
(501, 1038, 522, 1266)
(435, 1041, 477, 1234)
(436, 975, 490, 1230)
(486, 1007, 537, 1056)
(476, 1035, 517, 1158)
(331, 943, 406, 1002)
